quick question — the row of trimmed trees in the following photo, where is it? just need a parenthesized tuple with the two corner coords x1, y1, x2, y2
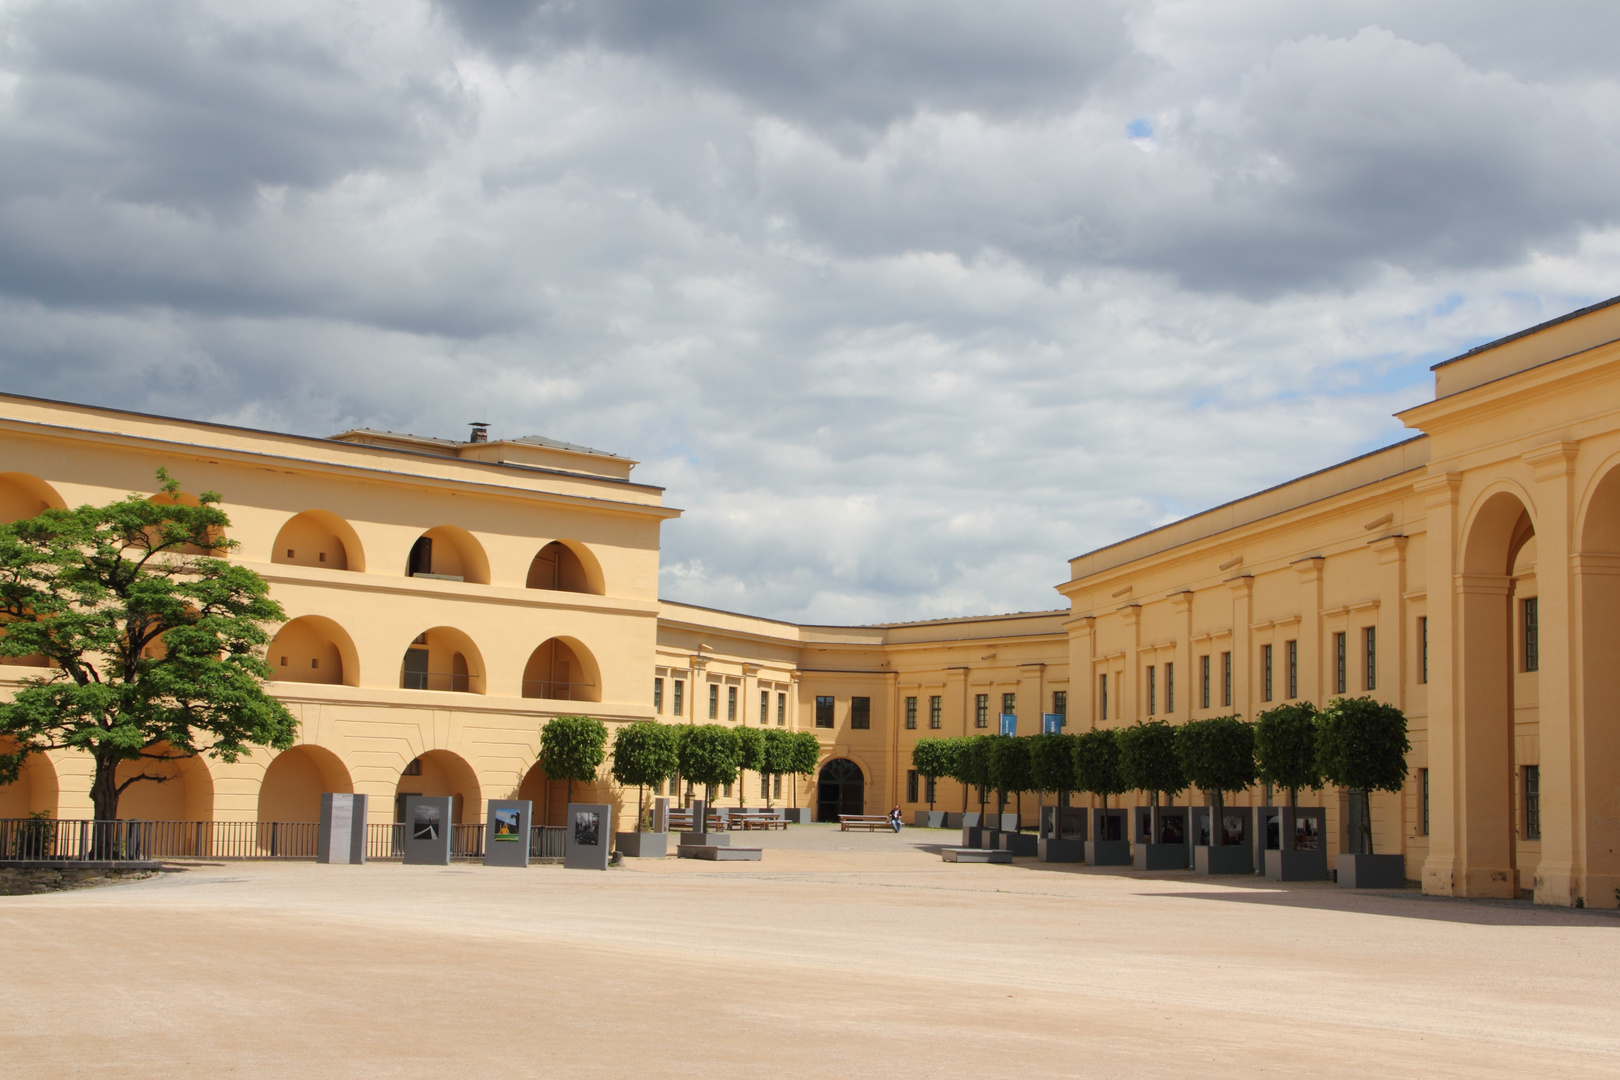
(912, 697, 1408, 853)
(538, 717, 823, 829)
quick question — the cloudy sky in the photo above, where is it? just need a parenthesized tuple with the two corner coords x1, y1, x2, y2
(2, 1, 1618, 623)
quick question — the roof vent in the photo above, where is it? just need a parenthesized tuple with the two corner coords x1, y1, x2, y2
(468, 422, 489, 444)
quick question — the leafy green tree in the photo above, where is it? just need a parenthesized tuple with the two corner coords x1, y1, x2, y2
(910, 737, 955, 810)
(760, 727, 793, 807)
(1073, 728, 1127, 811)
(734, 726, 764, 807)
(960, 735, 994, 816)
(0, 471, 296, 823)
(678, 723, 741, 803)
(787, 730, 821, 807)
(1316, 697, 1410, 855)
(1174, 716, 1256, 834)
(1253, 701, 1323, 809)
(988, 735, 1033, 820)
(1029, 733, 1078, 809)
(611, 721, 679, 829)
(1118, 719, 1186, 809)
(539, 714, 608, 809)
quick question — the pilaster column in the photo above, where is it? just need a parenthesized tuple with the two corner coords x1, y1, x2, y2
(1226, 577, 1253, 717)
(1292, 557, 1325, 703)
(1066, 617, 1096, 728)
(1368, 535, 1409, 709)
(1169, 593, 1192, 720)
(1120, 605, 1142, 721)
(1415, 471, 1463, 896)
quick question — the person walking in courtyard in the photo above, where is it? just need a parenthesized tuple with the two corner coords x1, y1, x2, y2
(889, 805, 903, 832)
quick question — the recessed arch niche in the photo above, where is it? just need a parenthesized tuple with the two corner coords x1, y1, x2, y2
(268, 616, 359, 687)
(405, 525, 489, 585)
(521, 637, 601, 702)
(257, 745, 353, 823)
(526, 540, 605, 595)
(272, 510, 365, 572)
(399, 626, 483, 694)
(0, 472, 64, 524)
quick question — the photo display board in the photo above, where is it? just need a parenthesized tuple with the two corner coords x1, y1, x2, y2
(564, 802, 612, 870)
(484, 799, 532, 868)
(317, 792, 368, 865)
(403, 794, 454, 865)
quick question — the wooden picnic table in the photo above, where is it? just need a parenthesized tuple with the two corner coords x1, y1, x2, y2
(839, 814, 896, 832)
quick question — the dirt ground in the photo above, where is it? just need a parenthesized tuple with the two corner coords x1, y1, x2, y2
(3, 824, 1617, 1079)
(0, 865, 156, 895)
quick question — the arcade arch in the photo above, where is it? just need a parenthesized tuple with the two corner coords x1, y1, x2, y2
(115, 746, 215, 821)
(521, 637, 600, 702)
(525, 541, 605, 595)
(257, 745, 352, 823)
(394, 749, 480, 825)
(0, 740, 58, 817)
(1575, 463, 1620, 901)
(146, 489, 225, 556)
(0, 472, 64, 523)
(268, 616, 357, 686)
(400, 627, 483, 694)
(817, 758, 865, 823)
(405, 526, 489, 585)
(272, 510, 364, 572)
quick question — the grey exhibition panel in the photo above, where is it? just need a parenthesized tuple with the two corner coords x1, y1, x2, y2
(402, 795, 454, 866)
(998, 831, 1037, 856)
(1037, 836, 1083, 862)
(484, 799, 532, 868)
(1262, 806, 1330, 881)
(564, 802, 612, 870)
(317, 792, 368, 865)
(1087, 807, 1131, 866)
(1133, 805, 1190, 870)
(1190, 805, 1255, 874)
(1336, 852, 1407, 888)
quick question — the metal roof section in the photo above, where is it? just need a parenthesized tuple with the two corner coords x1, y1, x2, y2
(1430, 293, 1620, 398)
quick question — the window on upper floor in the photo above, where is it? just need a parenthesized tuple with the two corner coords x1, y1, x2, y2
(815, 696, 835, 728)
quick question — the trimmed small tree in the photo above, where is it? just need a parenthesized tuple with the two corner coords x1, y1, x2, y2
(1029, 732, 1078, 813)
(735, 726, 764, 807)
(610, 721, 679, 830)
(989, 735, 1033, 822)
(1073, 727, 1127, 812)
(1118, 720, 1186, 838)
(760, 727, 790, 807)
(910, 737, 953, 811)
(539, 714, 608, 813)
(787, 730, 821, 807)
(1253, 701, 1323, 809)
(1174, 715, 1256, 839)
(960, 735, 995, 816)
(0, 471, 297, 827)
(1316, 696, 1410, 855)
(677, 723, 740, 803)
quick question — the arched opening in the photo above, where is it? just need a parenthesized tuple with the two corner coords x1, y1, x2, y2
(268, 616, 358, 687)
(400, 627, 483, 694)
(517, 757, 612, 827)
(257, 745, 353, 823)
(146, 490, 225, 556)
(526, 541, 605, 595)
(115, 744, 214, 821)
(271, 510, 364, 572)
(1457, 489, 1535, 897)
(394, 749, 480, 825)
(0, 740, 59, 817)
(404, 525, 490, 585)
(522, 637, 601, 702)
(817, 758, 864, 823)
(0, 472, 65, 524)
(1576, 465, 1620, 905)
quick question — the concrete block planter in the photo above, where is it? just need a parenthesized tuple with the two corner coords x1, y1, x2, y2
(615, 831, 668, 858)
(779, 808, 811, 824)
(1133, 842, 1189, 871)
(1085, 839, 1131, 866)
(960, 812, 984, 829)
(1038, 837, 1083, 862)
(1336, 853, 1407, 889)
(913, 810, 948, 828)
(998, 831, 1038, 856)
(943, 812, 964, 829)
(1194, 844, 1253, 875)
(996, 813, 1021, 832)
(679, 831, 730, 847)
(1266, 849, 1328, 881)
(942, 848, 1012, 864)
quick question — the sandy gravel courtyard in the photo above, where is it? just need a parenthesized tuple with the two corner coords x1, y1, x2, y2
(3, 824, 1617, 1079)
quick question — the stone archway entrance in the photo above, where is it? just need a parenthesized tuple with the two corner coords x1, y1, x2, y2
(817, 759, 864, 823)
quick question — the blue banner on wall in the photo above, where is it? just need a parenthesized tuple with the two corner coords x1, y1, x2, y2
(1041, 713, 1064, 734)
(999, 713, 1017, 736)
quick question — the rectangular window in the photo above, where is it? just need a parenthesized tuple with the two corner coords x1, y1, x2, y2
(1146, 665, 1157, 715)
(760, 773, 769, 799)
(1420, 768, 1429, 836)
(815, 696, 834, 728)
(905, 696, 918, 730)
(760, 689, 769, 725)
(708, 684, 719, 720)
(1002, 692, 1016, 717)
(851, 697, 871, 729)
(906, 770, 919, 803)
(925, 775, 937, 803)
(674, 680, 684, 717)
(1524, 597, 1540, 672)
(1524, 765, 1541, 841)
(1364, 626, 1377, 691)
(975, 694, 989, 728)
(778, 692, 786, 725)
(727, 685, 737, 721)
(1053, 690, 1067, 718)
(1221, 652, 1232, 708)
(1287, 640, 1298, 699)
(654, 678, 664, 713)
(773, 775, 781, 798)
(1164, 664, 1173, 713)
(1100, 674, 1108, 720)
(1419, 617, 1429, 684)
(1261, 644, 1273, 703)
(929, 695, 943, 729)
(723, 782, 731, 798)
(1334, 632, 1347, 694)
(1200, 655, 1210, 709)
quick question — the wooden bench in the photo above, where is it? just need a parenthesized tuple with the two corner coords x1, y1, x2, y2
(738, 817, 788, 830)
(839, 814, 896, 832)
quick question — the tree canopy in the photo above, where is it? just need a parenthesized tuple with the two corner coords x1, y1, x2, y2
(1317, 696, 1410, 855)
(1117, 720, 1186, 804)
(540, 714, 608, 803)
(910, 737, 956, 809)
(610, 721, 679, 826)
(988, 735, 1033, 798)
(1253, 701, 1322, 807)
(734, 726, 764, 805)
(0, 471, 296, 821)
(1073, 728, 1127, 808)
(1028, 733, 1077, 797)
(959, 735, 994, 810)
(1174, 716, 1256, 803)
(678, 723, 741, 798)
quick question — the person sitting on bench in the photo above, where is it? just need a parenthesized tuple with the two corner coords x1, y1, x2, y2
(889, 805, 903, 833)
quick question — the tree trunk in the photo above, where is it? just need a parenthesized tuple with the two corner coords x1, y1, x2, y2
(91, 753, 120, 823)
(1211, 789, 1225, 845)
(1149, 789, 1161, 844)
(638, 783, 645, 831)
(1288, 785, 1299, 810)
(739, 770, 747, 808)
(1357, 789, 1373, 855)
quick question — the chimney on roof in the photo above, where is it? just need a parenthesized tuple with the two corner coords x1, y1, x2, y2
(468, 422, 489, 444)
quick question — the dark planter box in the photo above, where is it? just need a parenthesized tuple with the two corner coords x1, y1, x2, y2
(1336, 853, 1407, 889)
(680, 831, 730, 847)
(1038, 837, 1083, 862)
(1134, 842, 1188, 871)
(960, 812, 984, 829)
(615, 831, 667, 858)
(1194, 844, 1253, 875)
(943, 812, 964, 829)
(913, 810, 947, 828)
(1266, 849, 1328, 881)
(1085, 839, 1132, 865)
(779, 808, 811, 824)
(996, 813, 1021, 832)
(998, 831, 1038, 856)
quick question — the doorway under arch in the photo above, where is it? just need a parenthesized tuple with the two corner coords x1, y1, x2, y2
(258, 745, 354, 823)
(817, 758, 864, 823)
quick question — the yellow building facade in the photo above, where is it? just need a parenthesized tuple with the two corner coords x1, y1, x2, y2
(2, 294, 1620, 907)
